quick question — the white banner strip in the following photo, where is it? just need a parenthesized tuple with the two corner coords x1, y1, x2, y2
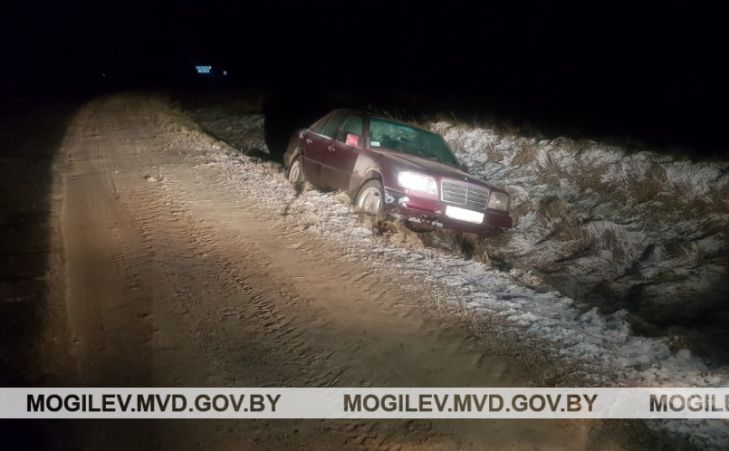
(1, 388, 728, 419)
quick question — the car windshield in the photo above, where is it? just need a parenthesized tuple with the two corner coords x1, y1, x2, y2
(368, 118, 459, 167)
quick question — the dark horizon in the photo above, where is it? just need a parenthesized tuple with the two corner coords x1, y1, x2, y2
(3, 1, 728, 155)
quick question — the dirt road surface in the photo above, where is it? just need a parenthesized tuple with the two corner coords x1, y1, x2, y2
(24, 94, 652, 449)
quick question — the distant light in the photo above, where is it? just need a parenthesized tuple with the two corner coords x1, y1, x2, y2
(222, 70, 228, 76)
(195, 65, 212, 75)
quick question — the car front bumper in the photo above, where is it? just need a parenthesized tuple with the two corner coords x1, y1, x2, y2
(383, 188, 513, 234)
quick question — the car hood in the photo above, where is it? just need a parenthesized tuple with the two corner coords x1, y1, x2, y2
(373, 148, 506, 193)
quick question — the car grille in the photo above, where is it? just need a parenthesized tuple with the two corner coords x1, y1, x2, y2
(441, 180, 489, 211)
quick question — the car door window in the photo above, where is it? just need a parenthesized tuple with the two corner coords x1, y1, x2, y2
(320, 113, 345, 139)
(335, 115, 364, 147)
(310, 114, 331, 133)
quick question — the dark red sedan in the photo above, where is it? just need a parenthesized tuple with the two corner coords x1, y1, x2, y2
(283, 109, 513, 234)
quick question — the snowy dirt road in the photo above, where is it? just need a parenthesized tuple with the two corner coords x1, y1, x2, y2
(23, 93, 665, 449)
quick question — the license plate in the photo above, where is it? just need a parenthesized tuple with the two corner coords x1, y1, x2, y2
(445, 205, 484, 224)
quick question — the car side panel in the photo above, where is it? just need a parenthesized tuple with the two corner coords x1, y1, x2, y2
(347, 149, 400, 197)
(302, 129, 331, 187)
(326, 139, 361, 190)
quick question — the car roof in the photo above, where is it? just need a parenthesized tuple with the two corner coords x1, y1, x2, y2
(330, 108, 435, 134)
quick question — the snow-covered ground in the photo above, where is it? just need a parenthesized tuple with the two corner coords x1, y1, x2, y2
(175, 99, 729, 448)
(425, 120, 729, 364)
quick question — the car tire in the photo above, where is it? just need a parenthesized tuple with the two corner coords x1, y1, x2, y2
(287, 156, 305, 184)
(355, 180, 385, 216)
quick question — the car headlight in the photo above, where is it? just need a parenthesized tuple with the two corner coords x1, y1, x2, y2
(397, 171, 438, 197)
(488, 191, 509, 211)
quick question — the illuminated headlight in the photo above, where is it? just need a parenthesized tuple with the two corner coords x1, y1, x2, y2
(397, 171, 438, 197)
(488, 191, 509, 211)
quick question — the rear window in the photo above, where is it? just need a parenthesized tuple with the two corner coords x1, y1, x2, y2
(310, 114, 331, 133)
(320, 113, 346, 138)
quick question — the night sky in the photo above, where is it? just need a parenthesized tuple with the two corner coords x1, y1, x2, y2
(3, 1, 727, 153)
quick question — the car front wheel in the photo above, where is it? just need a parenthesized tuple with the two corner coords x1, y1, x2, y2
(355, 180, 385, 216)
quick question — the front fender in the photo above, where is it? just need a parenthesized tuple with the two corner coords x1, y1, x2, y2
(282, 131, 305, 168)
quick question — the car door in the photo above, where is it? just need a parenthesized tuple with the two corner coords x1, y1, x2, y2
(301, 111, 344, 189)
(324, 113, 365, 191)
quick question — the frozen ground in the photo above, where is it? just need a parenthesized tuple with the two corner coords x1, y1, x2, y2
(177, 97, 729, 448)
(426, 120, 729, 361)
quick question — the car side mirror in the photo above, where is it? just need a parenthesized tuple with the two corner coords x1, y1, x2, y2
(345, 133, 361, 148)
